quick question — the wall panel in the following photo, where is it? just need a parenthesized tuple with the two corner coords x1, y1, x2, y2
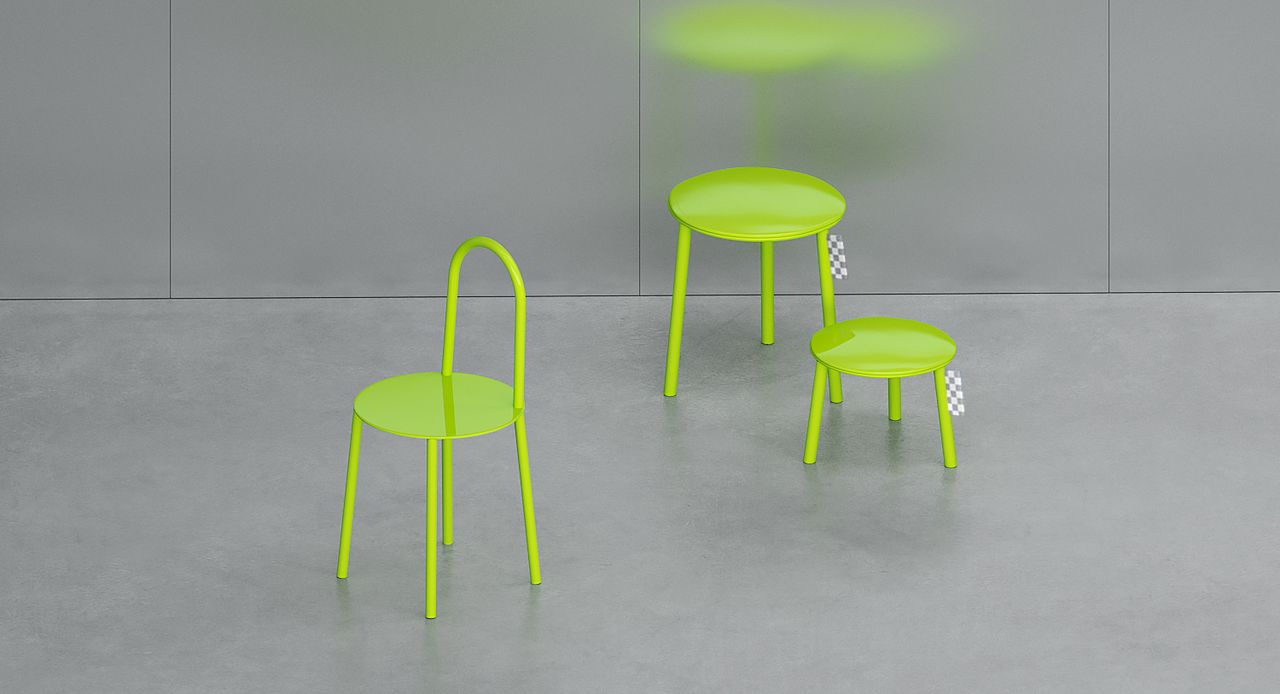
(1111, 0, 1280, 291)
(640, 0, 1109, 296)
(173, 1, 639, 297)
(0, 1, 169, 298)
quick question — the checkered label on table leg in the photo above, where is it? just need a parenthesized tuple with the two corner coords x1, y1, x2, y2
(828, 234, 848, 280)
(945, 368, 965, 417)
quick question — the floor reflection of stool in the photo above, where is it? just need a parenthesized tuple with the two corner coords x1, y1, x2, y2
(802, 316, 957, 468)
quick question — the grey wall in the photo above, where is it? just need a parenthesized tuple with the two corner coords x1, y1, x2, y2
(172, 0, 638, 297)
(642, 0, 1108, 296)
(0, 1, 169, 298)
(1111, 0, 1280, 292)
(2, 1, 1278, 299)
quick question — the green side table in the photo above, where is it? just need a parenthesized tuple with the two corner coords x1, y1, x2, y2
(336, 237, 541, 619)
(803, 316, 958, 468)
(663, 166, 846, 402)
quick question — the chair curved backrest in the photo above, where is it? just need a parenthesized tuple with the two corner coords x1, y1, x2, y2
(440, 237, 526, 410)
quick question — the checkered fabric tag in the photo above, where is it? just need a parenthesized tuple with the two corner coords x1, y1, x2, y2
(945, 368, 965, 417)
(828, 234, 848, 280)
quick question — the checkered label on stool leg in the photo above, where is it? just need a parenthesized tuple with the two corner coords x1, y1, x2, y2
(945, 368, 965, 416)
(828, 234, 848, 280)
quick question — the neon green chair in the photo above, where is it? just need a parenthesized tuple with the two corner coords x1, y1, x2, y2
(336, 237, 541, 619)
(803, 316, 957, 468)
(664, 167, 846, 401)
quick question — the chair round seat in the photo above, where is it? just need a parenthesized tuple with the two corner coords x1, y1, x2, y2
(668, 167, 846, 242)
(810, 317, 956, 378)
(354, 372, 520, 440)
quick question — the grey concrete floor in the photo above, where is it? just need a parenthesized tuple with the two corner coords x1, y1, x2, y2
(2, 293, 1279, 692)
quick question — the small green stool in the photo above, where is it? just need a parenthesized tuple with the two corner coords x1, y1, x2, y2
(802, 316, 958, 468)
(336, 237, 541, 619)
(664, 167, 846, 401)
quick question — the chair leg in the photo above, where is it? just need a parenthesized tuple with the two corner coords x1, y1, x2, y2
(663, 224, 693, 397)
(336, 412, 361, 579)
(760, 241, 775, 345)
(803, 362, 828, 464)
(426, 439, 439, 619)
(442, 440, 453, 546)
(815, 230, 844, 404)
(933, 368, 957, 469)
(888, 378, 902, 421)
(514, 417, 542, 585)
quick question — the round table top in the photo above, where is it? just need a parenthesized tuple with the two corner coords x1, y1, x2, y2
(669, 167, 845, 242)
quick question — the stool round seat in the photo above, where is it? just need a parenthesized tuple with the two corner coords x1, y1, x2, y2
(810, 317, 956, 378)
(354, 372, 520, 440)
(669, 167, 845, 242)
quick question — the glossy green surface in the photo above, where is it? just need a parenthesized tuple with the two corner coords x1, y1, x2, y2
(888, 377, 902, 421)
(426, 439, 438, 618)
(663, 225, 693, 397)
(441, 440, 453, 546)
(932, 367, 957, 469)
(803, 317, 958, 467)
(810, 316, 956, 378)
(802, 361, 826, 464)
(354, 372, 519, 440)
(663, 172, 845, 397)
(668, 167, 845, 242)
(441, 238, 527, 410)
(335, 412, 361, 579)
(760, 241, 775, 345)
(815, 230, 844, 403)
(337, 237, 541, 619)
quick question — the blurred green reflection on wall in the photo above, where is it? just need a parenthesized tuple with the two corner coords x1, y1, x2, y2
(657, 2, 954, 164)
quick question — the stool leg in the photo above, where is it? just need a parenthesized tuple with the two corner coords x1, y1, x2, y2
(888, 378, 902, 421)
(816, 230, 844, 404)
(664, 224, 693, 397)
(514, 417, 542, 585)
(760, 241, 775, 345)
(442, 440, 453, 546)
(803, 362, 827, 464)
(933, 368, 957, 469)
(426, 439, 439, 619)
(336, 412, 361, 579)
